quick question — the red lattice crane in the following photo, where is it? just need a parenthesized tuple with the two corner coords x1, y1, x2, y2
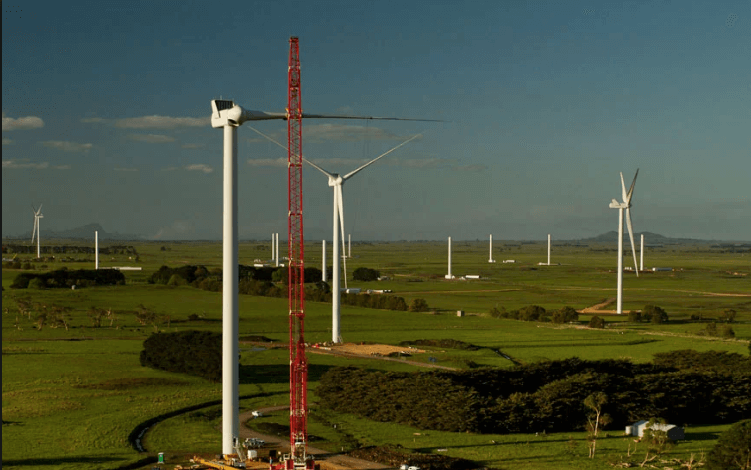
(274, 36, 314, 470)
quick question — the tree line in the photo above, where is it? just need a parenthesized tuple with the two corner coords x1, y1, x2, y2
(316, 352, 751, 434)
(149, 265, 413, 312)
(2, 244, 138, 255)
(10, 268, 125, 289)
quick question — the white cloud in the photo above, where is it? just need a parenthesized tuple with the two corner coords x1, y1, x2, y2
(2, 160, 57, 170)
(114, 167, 139, 172)
(186, 164, 213, 174)
(2, 137, 13, 145)
(246, 158, 288, 167)
(128, 134, 175, 143)
(41, 141, 93, 152)
(2, 112, 44, 131)
(115, 115, 207, 129)
(181, 143, 205, 149)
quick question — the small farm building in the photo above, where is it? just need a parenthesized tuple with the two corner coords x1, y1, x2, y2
(627, 420, 684, 440)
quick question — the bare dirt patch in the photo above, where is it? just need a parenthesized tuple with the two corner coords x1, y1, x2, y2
(322, 343, 426, 356)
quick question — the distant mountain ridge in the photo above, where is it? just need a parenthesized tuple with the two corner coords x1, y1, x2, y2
(9, 223, 143, 241)
(580, 231, 711, 244)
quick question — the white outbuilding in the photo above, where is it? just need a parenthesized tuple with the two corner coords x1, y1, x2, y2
(626, 420, 684, 440)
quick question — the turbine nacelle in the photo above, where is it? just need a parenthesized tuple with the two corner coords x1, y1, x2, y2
(211, 101, 287, 128)
(328, 175, 343, 187)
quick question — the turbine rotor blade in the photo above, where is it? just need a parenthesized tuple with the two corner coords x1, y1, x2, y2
(626, 169, 639, 203)
(336, 186, 348, 289)
(301, 113, 442, 122)
(246, 125, 288, 152)
(303, 158, 336, 179)
(620, 172, 628, 203)
(342, 134, 421, 181)
(245, 124, 339, 179)
(626, 207, 639, 277)
(31, 219, 38, 243)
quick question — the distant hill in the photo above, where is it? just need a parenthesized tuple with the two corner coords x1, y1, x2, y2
(10, 223, 143, 241)
(580, 231, 710, 245)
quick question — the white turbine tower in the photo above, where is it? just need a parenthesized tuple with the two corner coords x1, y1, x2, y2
(445, 236, 454, 279)
(322, 240, 327, 283)
(95, 231, 99, 270)
(547, 233, 551, 266)
(305, 134, 420, 343)
(640, 233, 645, 272)
(31, 204, 43, 259)
(348, 234, 351, 259)
(211, 97, 434, 454)
(608, 169, 640, 314)
(275, 233, 280, 267)
(488, 234, 495, 263)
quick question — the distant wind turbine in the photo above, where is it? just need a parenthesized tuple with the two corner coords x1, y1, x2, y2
(608, 169, 640, 314)
(31, 204, 43, 259)
(305, 134, 421, 343)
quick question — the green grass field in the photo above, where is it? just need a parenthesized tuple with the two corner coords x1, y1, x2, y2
(2, 240, 749, 469)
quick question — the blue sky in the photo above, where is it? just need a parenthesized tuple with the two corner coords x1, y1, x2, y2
(3, 0, 749, 241)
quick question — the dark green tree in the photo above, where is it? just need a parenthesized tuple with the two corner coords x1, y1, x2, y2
(706, 419, 751, 470)
(519, 305, 546, 322)
(553, 306, 579, 324)
(352, 267, 380, 282)
(627, 310, 642, 323)
(408, 298, 429, 312)
(588, 316, 605, 329)
(643, 305, 669, 324)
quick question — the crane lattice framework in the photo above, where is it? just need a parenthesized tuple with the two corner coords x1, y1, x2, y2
(276, 36, 314, 470)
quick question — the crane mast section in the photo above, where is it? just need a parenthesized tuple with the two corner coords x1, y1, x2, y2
(282, 36, 313, 470)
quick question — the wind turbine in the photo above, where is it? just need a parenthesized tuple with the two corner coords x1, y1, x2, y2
(305, 134, 420, 343)
(31, 204, 43, 259)
(608, 169, 640, 314)
(210, 99, 435, 455)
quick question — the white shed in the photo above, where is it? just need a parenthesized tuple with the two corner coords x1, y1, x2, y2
(627, 420, 684, 440)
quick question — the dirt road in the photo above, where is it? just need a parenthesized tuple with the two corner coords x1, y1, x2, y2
(239, 407, 388, 470)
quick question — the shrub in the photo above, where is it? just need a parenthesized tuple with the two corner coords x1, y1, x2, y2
(489, 306, 505, 318)
(271, 268, 286, 284)
(706, 419, 751, 470)
(353, 267, 380, 282)
(643, 305, 668, 324)
(719, 325, 735, 339)
(140, 330, 221, 382)
(553, 306, 579, 324)
(167, 274, 187, 286)
(409, 298, 429, 312)
(588, 316, 605, 329)
(519, 305, 546, 322)
(28, 277, 46, 289)
(627, 310, 641, 323)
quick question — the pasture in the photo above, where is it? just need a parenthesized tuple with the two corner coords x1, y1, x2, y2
(2, 239, 749, 469)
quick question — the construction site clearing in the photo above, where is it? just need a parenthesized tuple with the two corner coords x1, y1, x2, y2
(311, 342, 426, 357)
